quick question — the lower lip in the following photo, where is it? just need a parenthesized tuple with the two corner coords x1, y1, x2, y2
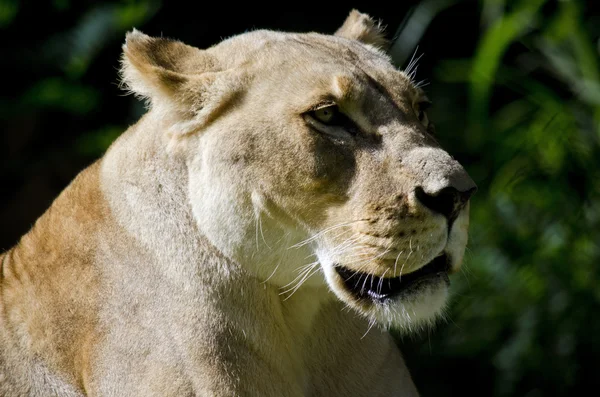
(334, 254, 450, 303)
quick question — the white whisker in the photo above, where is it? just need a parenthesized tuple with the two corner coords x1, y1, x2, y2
(377, 269, 389, 295)
(281, 265, 321, 300)
(254, 213, 260, 251)
(361, 317, 378, 340)
(361, 274, 369, 295)
(404, 45, 420, 75)
(258, 215, 271, 250)
(330, 235, 361, 255)
(393, 250, 404, 277)
(261, 263, 280, 284)
(279, 266, 315, 294)
(288, 219, 367, 249)
(280, 261, 319, 288)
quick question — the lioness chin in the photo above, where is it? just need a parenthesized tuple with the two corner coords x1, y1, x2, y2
(0, 9, 475, 397)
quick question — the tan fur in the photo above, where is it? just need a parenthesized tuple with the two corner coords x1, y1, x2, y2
(335, 10, 389, 50)
(0, 10, 475, 396)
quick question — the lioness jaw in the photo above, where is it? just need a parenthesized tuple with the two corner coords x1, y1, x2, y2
(0, 9, 474, 397)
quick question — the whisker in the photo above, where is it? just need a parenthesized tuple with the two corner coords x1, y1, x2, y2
(288, 219, 368, 249)
(399, 257, 409, 279)
(262, 263, 280, 284)
(254, 213, 260, 251)
(414, 79, 429, 88)
(404, 45, 420, 75)
(361, 274, 370, 295)
(281, 265, 321, 300)
(407, 53, 424, 81)
(393, 250, 404, 277)
(329, 235, 362, 256)
(293, 262, 317, 276)
(342, 246, 392, 263)
(280, 261, 319, 289)
(258, 215, 271, 250)
(377, 269, 389, 295)
(405, 50, 425, 81)
(460, 267, 472, 290)
(279, 266, 316, 295)
(361, 317, 378, 340)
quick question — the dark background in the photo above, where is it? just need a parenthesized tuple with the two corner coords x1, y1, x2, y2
(2, 1, 599, 395)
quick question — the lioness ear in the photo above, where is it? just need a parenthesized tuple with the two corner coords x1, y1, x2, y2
(121, 30, 211, 102)
(121, 30, 241, 136)
(335, 10, 388, 50)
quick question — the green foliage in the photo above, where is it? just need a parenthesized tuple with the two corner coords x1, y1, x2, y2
(0, 0, 18, 28)
(22, 78, 100, 114)
(43, 2, 160, 79)
(75, 125, 124, 156)
(397, 0, 600, 395)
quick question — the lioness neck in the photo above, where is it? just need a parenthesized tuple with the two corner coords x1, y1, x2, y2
(98, 112, 338, 389)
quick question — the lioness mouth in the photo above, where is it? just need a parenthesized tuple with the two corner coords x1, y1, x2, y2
(335, 254, 450, 303)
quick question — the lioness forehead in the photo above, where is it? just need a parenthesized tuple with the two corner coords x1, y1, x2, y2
(214, 31, 414, 85)
(208, 30, 423, 111)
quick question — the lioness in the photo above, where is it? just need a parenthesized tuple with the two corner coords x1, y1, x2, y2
(0, 10, 476, 397)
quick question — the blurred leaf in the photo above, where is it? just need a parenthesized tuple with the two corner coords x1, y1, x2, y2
(0, 0, 18, 28)
(21, 78, 100, 114)
(42, 1, 160, 79)
(115, 1, 159, 30)
(390, 0, 456, 67)
(52, 0, 69, 11)
(469, 0, 545, 125)
(75, 125, 123, 156)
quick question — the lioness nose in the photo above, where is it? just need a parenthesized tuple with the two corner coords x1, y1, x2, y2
(415, 186, 477, 221)
(402, 147, 477, 222)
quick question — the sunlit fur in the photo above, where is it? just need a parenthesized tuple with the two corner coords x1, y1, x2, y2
(0, 9, 475, 397)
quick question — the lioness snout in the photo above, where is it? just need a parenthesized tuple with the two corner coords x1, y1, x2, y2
(403, 147, 476, 221)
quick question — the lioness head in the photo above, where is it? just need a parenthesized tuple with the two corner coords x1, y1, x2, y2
(121, 10, 476, 331)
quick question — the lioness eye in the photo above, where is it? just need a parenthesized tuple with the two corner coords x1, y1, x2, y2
(312, 106, 338, 124)
(306, 104, 359, 137)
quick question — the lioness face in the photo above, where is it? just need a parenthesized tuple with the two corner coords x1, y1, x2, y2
(190, 33, 475, 331)
(122, 13, 476, 331)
